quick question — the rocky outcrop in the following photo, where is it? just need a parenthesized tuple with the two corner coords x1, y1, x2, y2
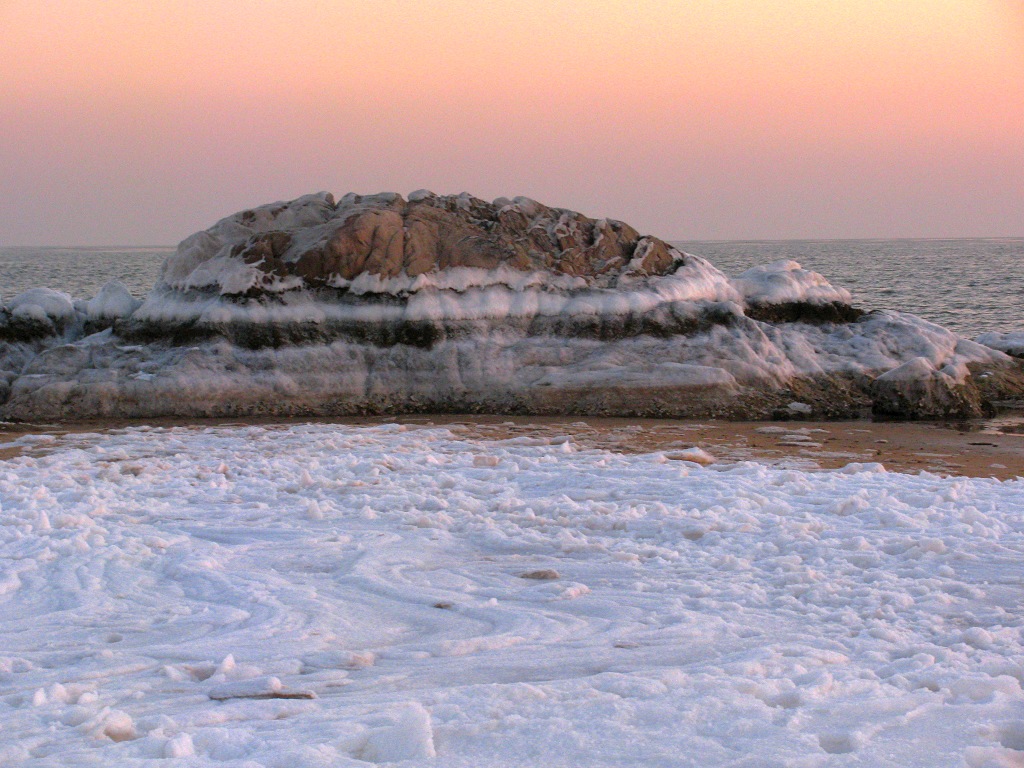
(870, 357, 991, 420)
(731, 260, 864, 324)
(158, 191, 683, 298)
(0, 288, 80, 342)
(1, 191, 1023, 422)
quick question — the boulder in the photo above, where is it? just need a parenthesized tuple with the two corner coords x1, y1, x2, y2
(2, 190, 1024, 422)
(1, 288, 81, 341)
(870, 357, 990, 420)
(155, 191, 683, 297)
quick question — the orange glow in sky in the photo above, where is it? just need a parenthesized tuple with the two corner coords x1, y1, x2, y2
(1, 0, 1022, 244)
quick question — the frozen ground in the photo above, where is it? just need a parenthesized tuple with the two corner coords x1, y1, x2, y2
(2, 423, 1023, 766)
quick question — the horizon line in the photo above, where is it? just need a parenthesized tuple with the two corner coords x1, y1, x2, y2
(3, 235, 1023, 250)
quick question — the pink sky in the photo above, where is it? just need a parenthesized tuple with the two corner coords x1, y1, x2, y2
(1, 0, 1022, 245)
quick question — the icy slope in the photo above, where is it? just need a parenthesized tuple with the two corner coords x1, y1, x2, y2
(2, 424, 1023, 765)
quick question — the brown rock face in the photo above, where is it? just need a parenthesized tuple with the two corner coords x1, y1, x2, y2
(197, 191, 684, 293)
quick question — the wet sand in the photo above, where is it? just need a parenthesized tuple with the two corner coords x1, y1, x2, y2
(1, 414, 1021, 480)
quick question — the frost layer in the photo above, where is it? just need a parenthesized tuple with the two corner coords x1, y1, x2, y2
(2, 424, 1024, 765)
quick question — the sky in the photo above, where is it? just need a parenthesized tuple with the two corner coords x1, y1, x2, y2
(1, 0, 1022, 245)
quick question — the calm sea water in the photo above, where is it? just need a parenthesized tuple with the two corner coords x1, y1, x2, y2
(0, 239, 1021, 336)
(0, 247, 171, 303)
(676, 238, 1023, 337)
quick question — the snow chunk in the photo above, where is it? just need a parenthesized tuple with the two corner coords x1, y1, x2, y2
(7, 288, 77, 322)
(98, 710, 136, 742)
(731, 260, 852, 306)
(360, 704, 436, 762)
(84, 280, 141, 322)
(976, 331, 1024, 358)
(163, 733, 195, 758)
(664, 447, 717, 465)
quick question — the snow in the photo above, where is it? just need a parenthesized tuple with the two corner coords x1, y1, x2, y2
(977, 331, 1024, 358)
(2, 422, 1023, 765)
(82, 281, 141, 322)
(731, 260, 853, 307)
(6, 288, 77, 322)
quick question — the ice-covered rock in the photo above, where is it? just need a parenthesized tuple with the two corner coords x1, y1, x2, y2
(731, 260, 860, 323)
(976, 331, 1024, 359)
(1, 190, 1023, 421)
(83, 281, 141, 328)
(125, 190, 739, 348)
(8, 288, 77, 321)
(1, 288, 81, 341)
(156, 190, 689, 297)
(870, 356, 988, 419)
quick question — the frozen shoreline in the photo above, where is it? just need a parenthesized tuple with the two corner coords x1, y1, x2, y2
(3, 413, 1022, 480)
(2, 422, 1023, 765)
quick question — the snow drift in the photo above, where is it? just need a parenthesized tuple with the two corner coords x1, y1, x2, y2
(1, 190, 1022, 421)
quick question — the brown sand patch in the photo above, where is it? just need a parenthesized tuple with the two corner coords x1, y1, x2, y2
(1, 414, 1021, 480)
(420, 416, 1023, 480)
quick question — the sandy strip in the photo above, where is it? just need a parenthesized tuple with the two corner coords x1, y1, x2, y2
(1, 414, 1021, 480)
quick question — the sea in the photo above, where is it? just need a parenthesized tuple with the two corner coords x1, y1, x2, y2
(0, 238, 1021, 337)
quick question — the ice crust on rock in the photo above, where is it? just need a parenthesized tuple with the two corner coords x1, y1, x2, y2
(871, 356, 988, 419)
(729, 260, 863, 323)
(731, 260, 853, 307)
(1, 190, 1023, 420)
(3, 305, 1018, 422)
(7, 288, 77, 321)
(1, 282, 142, 344)
(82, 281, 142, 324)
(977, 331, 1024, 359)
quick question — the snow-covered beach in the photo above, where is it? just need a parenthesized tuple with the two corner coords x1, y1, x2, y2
(2, 421, 1023, 766)
(2, 192, 1023, 766)
(5, 0, 1024, 760)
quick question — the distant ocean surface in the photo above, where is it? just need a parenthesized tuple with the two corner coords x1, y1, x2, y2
(0, 247, 171, 303)
(0, 239, 1021, 336)
(678, 238, 1023, 337)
